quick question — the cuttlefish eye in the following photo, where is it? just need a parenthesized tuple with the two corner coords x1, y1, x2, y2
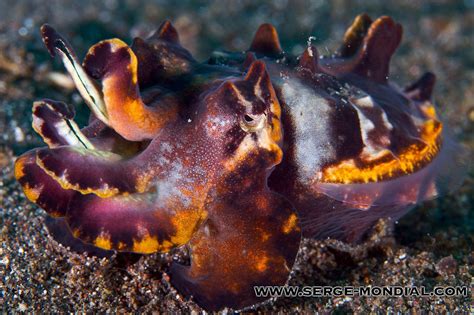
(240, 113, 265, 132)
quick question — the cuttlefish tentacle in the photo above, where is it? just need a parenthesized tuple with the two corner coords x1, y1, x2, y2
(15, 152, 76, 218)
(16, 147, 207, 253)
(16, 99, 98, 217)
(17, 97, 146, 215)
(42, 24, 182, 142)
(35, 146, 139, 197)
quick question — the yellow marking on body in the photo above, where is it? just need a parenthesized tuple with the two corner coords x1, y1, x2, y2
(128, 46, 138, 85)
(117, 242, 127, 250)
(103, 76, 176, 141)
(14, 157, 26, 179)
(23, 183, 41, 203)
(72, 229, 81, 238)
(270, 116, 282, 144)
(421, 104, 437, 119)
(170, 209, 207, 246)
(135, 172, 153, 193)
(94, 234, 112, 250)
(322, 119, 442, 183)
(282, 213, 299, 234)
(259, 122, 283, 164)
(254, 226, 272, 241)
(266, 80, 282, 144)
(223, 135, 254, 171)
(96, 38, 177, 141)
(36, 156, 120, 198)
(255, 255, 269, 272)
(161, 240, 173, 250)
(261, 231, 271, 241)
(132, 233, 160, 254)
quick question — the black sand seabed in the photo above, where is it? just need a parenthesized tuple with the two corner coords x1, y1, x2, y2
(1, 0, 472, 312)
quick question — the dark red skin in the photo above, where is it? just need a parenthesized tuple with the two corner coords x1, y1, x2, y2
(14, 15, 465, 311)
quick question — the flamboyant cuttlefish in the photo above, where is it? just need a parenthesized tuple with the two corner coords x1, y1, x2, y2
(14, 14, 465, 311)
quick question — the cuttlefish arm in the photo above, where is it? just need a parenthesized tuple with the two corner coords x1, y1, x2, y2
(82, 38, 179, 141)
(16, 99, 97, 217)
(41, 24, 109, 124)
(16, 147, 205, 253)
(42, 24, 181, 141)
(16, 144, 206, 253)
(16, 98, 206, 253)
(26, 98, 152, 197)
(63, 191, 205, 254)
